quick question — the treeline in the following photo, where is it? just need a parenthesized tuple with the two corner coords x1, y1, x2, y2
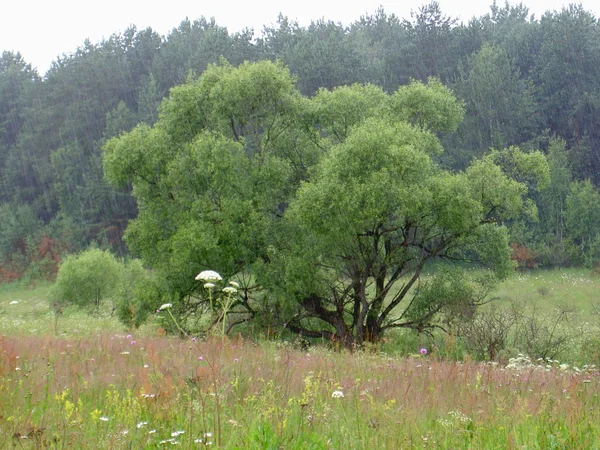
(1, 1, 600, 280)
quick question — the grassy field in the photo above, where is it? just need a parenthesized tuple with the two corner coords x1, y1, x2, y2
(1, 270, 600, 448)
(493, 268, 600, 316)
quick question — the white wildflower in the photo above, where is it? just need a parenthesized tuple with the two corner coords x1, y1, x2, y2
(171, 430, 185, 437)
(229, 281, 240, 288)
(222, 286, 237, 295)
(159, 303, 172, 311)
(99, 416, 109, 422)
(204, 283, 215, 289)
(332, 390, 344, 398)
(195, 270, 222, 282)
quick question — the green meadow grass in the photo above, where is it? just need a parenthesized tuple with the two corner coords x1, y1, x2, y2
(1, 271, 600, 448)
(492, 268, 600, 316)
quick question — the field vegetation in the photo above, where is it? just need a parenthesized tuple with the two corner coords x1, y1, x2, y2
(2, 271, 600, 448)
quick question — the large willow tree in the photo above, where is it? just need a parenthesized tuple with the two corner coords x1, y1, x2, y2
(103, 60, 548, 347)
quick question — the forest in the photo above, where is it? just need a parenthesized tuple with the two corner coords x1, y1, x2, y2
(2, 2, 600, 316)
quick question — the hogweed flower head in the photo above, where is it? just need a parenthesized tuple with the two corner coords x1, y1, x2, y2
(158, 303, 172, 311)
(195, 270, 222, 282)
(204, 282, 215, 289)
(332, 390, 344, 398)
(229, 281, 240, 288)
(222, 286, 238, 295)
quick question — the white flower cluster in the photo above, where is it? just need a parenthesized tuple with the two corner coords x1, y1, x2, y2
(332, 390, 344, 398)
(195, 270, 240, 295)
(195, 270, 222, 282)
(505, 354, 535, 370)
(438, 410, 472, 429)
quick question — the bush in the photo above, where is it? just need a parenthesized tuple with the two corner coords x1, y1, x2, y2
(50, 248, 122, 311)
(460, 302, 519, 361)
(114, 259, 157, 328)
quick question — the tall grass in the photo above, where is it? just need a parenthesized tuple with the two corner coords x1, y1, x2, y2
(1, 333, 600, 448)
(1, 271, 600, 448)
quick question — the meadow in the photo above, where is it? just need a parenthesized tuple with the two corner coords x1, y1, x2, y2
(1, 269, 600, 449)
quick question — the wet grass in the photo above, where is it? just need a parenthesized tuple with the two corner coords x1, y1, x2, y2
(2, 333, 600, 449)
(0, 271, 600, 448)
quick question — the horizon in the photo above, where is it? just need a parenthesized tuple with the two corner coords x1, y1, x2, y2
(2, 0, 599, 75)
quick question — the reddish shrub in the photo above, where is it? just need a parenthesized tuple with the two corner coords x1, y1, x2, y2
(511, 242, 536, 271)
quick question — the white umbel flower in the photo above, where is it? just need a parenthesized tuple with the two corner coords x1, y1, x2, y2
(222, 286, 238, 295)
(158, 303, 172, 311)
(195, 270, 222, 282)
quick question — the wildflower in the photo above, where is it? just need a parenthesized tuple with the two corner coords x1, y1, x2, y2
(420, 348, 428, 355)
(99, 416, 109, 422)
(137, 421, 148, 428)
(204, 283, 215, 289)
(198, 356, 204, 362)
(171, 430, 185, 437)
(229, 281, 240, 288)
(191, 337, 197, 343)
(222, 286, 237, 295)
(127, 334, 132, 339)
(159, 303, 173, 311)
(130, 340, 136, 345)
(332, 390, 344, 398)
(195, 270, 222, 282)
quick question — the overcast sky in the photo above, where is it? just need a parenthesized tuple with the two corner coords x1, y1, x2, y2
(2, 0, 599, 74)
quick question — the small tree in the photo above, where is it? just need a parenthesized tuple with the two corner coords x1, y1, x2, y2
(51, 248, 122, 312)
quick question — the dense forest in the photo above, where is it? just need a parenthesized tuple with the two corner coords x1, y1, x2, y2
(1, 1, 600, 284)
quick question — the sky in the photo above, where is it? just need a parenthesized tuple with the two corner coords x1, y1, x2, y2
(2, 0, 599, 74)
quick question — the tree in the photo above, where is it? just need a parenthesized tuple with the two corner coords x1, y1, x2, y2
(565, 180, 600, 254)
(448, 44, 538, 168)
(50, 248, 122, 310)
(402, 1, 458, 81)
(540, 138, 572, 239)
(104, 61, 546, 346)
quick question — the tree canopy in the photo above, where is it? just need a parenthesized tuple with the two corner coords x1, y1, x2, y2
(103, 60, 547, 346)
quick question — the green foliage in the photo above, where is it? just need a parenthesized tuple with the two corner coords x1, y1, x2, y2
(114, 259, 155, 328)
(50, 248, 122, 310)
(565, 180, 600, 254)
(386, 77, 465, 133)
(449, 44, 538, 167)
(4, 3, 600, 291)
(103, 60, 548, 346)
(311, 83, 387, 144)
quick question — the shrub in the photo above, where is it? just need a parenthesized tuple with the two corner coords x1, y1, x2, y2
(114, 259, 157, 328)
(511, 242, 536, 271)
(50, 248, 122, 311)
